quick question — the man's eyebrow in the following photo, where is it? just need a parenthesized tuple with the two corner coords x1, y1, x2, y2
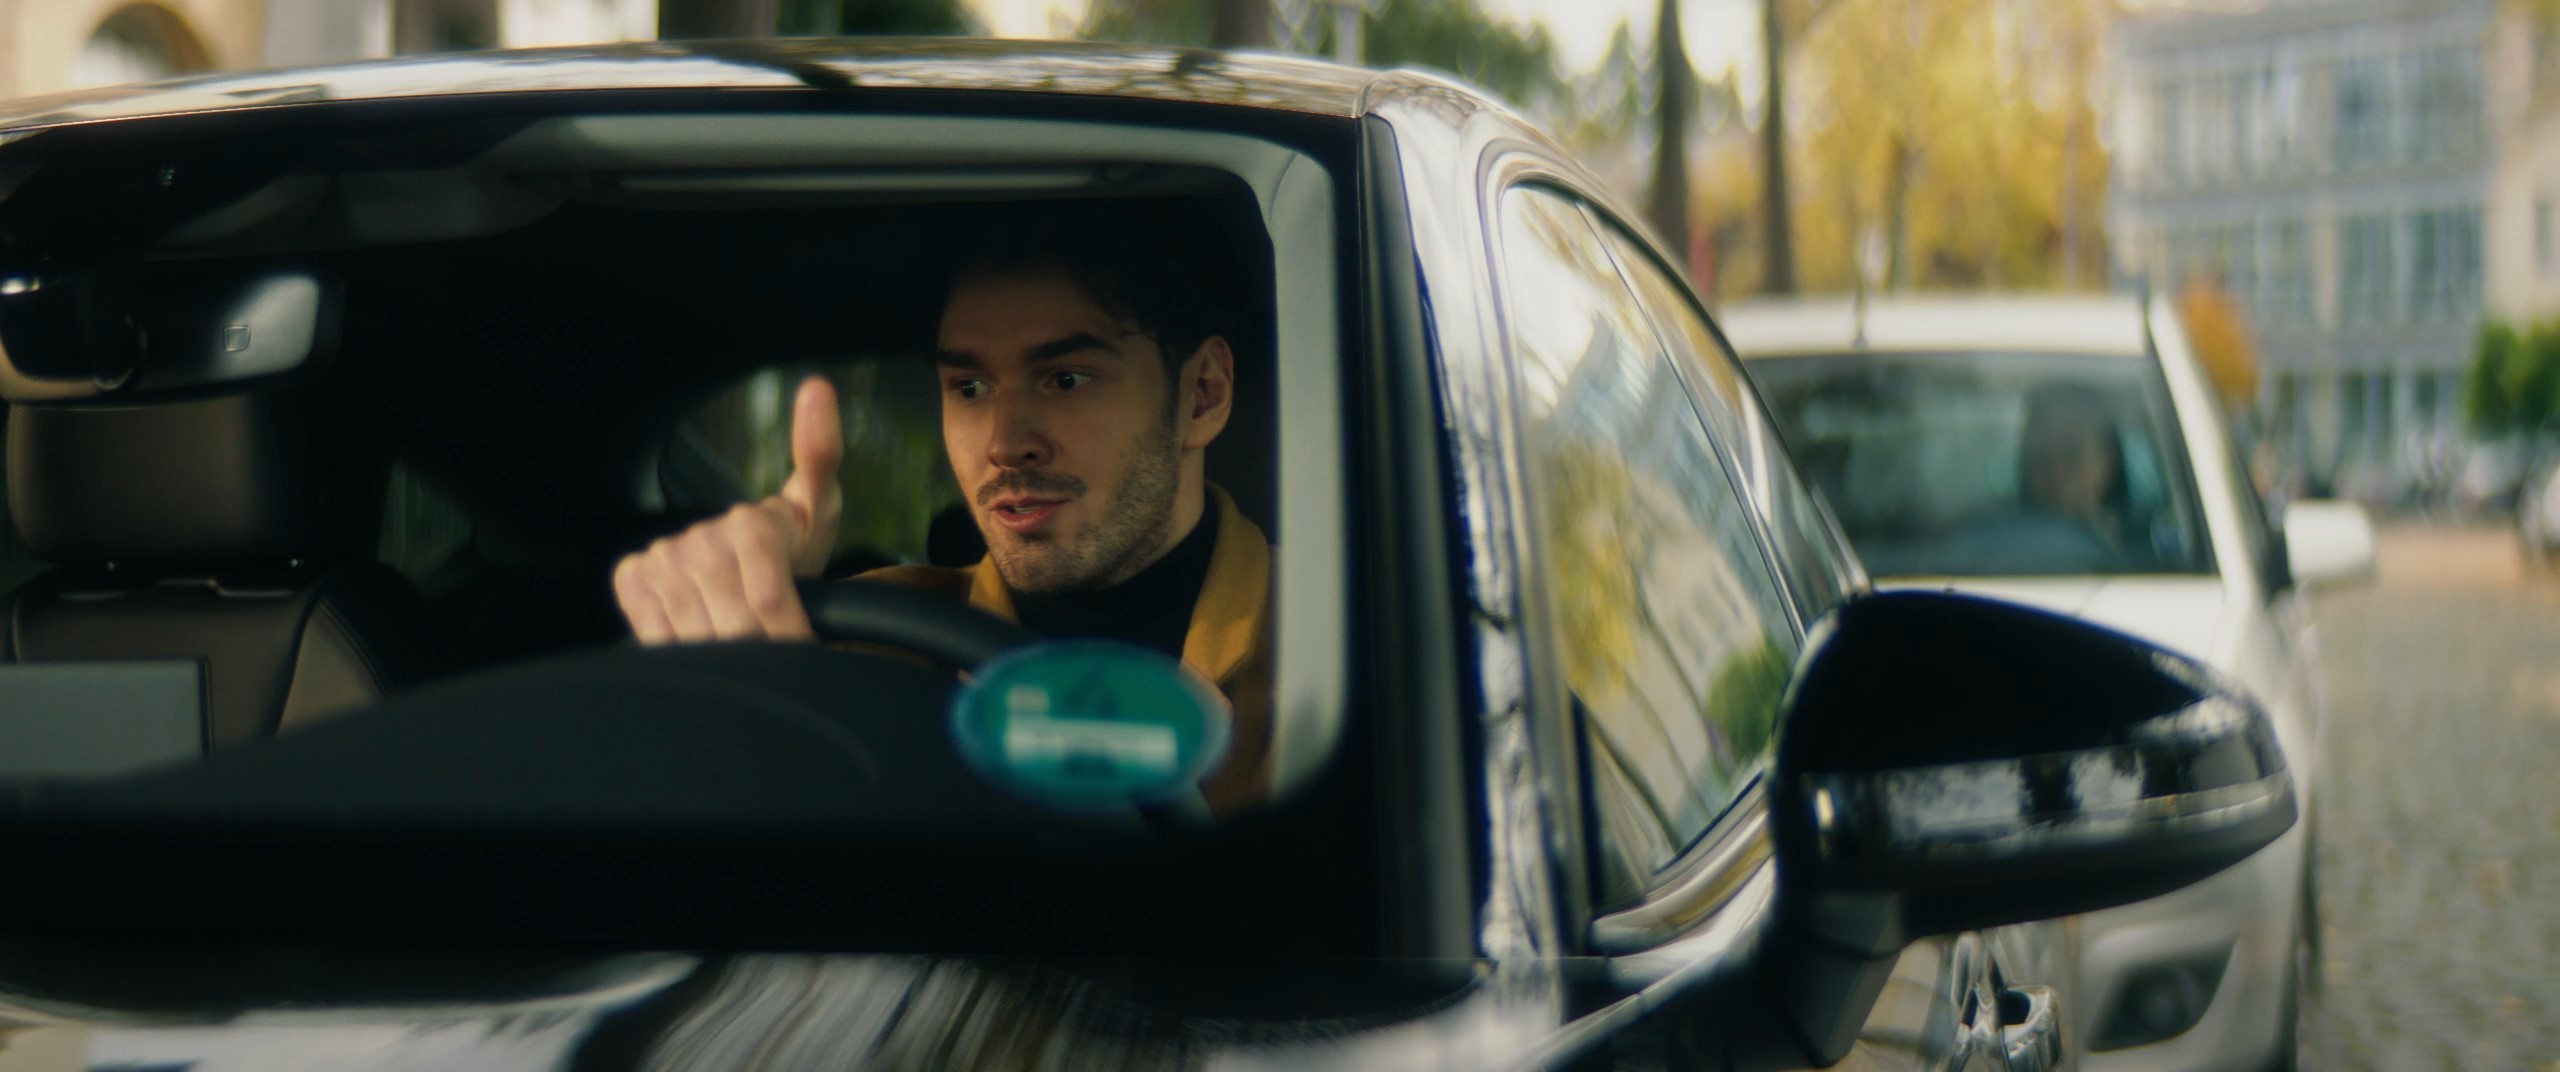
(934, 333, 1122, 370)
(1026, 332, 1122, 363)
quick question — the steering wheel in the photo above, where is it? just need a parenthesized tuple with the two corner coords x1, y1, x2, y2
(794, 580, 1033, 669)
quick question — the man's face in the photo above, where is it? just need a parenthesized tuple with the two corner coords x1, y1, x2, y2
(2021, 414, 2115, 518)
(935, 262, 1188, 595)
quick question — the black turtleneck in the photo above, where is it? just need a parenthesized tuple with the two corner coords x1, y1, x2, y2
(1012, 505, 1219, 660)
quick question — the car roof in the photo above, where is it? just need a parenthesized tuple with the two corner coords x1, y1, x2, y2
(1715, 293, 2152, 360)
(0, 38, 1391, 134)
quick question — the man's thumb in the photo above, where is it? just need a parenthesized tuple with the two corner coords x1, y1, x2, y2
(781, 375, 843, 534)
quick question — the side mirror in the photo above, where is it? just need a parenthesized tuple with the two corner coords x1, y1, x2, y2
(2282, 499, 2378, 590)
(1771, 591, 2295, 946)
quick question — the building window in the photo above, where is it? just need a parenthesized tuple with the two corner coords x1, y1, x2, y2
(2375, 372, 2398, 456)
(2158, 82, 2186, 181)
(2539, 198, 2555, 275)
(2409, 208, 2483, 322)
(2260, 219, 2311, 330)
(2334, 56, 2391, 171)
(2412, 212, 2442, 321)
(2194, 75, 2231, 180)
(2408, 47, 2481, 161)
(2340, 373, 2369, 462)
(2339, 215, 2397, 326)
(2215, 222, 2257, 309)
(2267, 61, 2305, 171)
(2233, 73, 2257, 177)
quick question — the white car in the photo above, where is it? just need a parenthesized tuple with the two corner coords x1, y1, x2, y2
(1720, 294, 2377, 1072)
(2519, 455, 2560, 564)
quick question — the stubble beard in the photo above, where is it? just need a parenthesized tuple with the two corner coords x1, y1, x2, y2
(982, 412, 1184, 596)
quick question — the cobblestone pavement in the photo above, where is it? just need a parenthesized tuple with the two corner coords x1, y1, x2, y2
(2299, 524, 2560, 1071)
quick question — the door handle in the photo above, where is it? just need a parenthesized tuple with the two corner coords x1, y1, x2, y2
(2000, 985, 2061, 1072)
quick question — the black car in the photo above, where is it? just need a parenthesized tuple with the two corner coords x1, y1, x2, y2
(0, 40, 2290, 1071)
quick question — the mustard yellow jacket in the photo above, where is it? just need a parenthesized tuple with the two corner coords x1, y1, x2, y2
(855, 486, 1275, 814)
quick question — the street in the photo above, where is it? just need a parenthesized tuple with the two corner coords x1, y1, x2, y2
(2301, 524, 2560, 1070)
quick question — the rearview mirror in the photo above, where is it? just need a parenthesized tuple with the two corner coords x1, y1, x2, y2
(2282, 499, 2378, 590)
(1771, 591, 2295, 944)
(0, 264, 336, 403)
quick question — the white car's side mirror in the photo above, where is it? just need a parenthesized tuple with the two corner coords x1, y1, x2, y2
(2283, 499, 2378, 589)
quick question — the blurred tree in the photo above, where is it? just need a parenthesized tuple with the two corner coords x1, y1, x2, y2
(1359, 0, 1560, 109)
(1213, 0, 1273, 47)
(2467, 320, 2521, 436)
(2509, 321, 2560, 436)
(1081, 0, 1215, 45)
(1082, 0, 1270, 46)
(1554, 22, 1644, 148)
(1785, 0, 2114, 292)
(2457, 321, 2539, 437)
(2180, 274, 2257, 411)
(1759, 0, 1798, 294)
(658, 0, 777, 37)
(1648, 0, 1691, 262)
(1703, 636, 1788, 768)
(1080, 0, 1562, 112)
(778, 0, 979, 34)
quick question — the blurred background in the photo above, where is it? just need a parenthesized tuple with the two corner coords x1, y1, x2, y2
(10, 0, 2559, 517)
(3, 1, 2557, 1067)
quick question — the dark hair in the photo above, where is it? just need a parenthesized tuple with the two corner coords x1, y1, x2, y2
(2023, 382, 2133, 512)
(949, 201, 1252, 385)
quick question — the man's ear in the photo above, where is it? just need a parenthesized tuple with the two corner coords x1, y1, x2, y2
(1180, 336, 1236, 451)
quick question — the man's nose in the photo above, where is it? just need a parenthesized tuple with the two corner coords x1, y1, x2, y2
(984, 391, 1053, 469)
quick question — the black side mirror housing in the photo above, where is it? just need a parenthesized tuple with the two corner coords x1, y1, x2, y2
(1655, 590, 2301, 1070)
(1769, 590, 2294, 948)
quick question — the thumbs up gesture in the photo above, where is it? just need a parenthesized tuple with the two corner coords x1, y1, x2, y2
(614, 375, 844, 644)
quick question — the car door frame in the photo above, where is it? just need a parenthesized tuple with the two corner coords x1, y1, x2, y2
(1366, 80, 1815, 1063)
(1367, 80, 2032, 1069)
(1468, 153, 1823, 1069)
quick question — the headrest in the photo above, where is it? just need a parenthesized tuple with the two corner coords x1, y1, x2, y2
(7, 391, 324, 563)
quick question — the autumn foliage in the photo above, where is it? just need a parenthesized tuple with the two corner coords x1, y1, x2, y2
(2179, 276, 2258, 410)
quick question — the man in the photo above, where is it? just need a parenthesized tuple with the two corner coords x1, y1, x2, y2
(610, 213, 1274, 813)
(2018, 382, 2131, 554)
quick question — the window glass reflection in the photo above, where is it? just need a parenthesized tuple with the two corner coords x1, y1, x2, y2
(1499, 188, 1799, 905)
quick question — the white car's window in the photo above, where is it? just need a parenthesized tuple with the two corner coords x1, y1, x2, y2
(1499, 185, 1800, 906)
(1748, 351, 2215, 578)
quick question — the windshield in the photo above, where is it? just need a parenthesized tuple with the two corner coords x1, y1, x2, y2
(0, 96, 1387, 962)
(1746, 350, 2214, 579)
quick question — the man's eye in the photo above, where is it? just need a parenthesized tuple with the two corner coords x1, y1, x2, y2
(949, 378, 988, 399)
(1050, 371, 1094, 391)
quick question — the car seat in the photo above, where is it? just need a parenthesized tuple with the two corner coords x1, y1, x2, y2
(0, 390, 442, 751)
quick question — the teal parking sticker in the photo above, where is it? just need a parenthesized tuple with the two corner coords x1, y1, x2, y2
(949, 641, 1232, 810)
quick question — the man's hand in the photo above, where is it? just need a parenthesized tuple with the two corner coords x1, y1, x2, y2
(615, 375, 844, 644)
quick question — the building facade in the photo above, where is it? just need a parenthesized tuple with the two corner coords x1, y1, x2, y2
(2486, 9, 2560, 324)
(2106, 0, 2531, 494)
(0, 0, 654, 102)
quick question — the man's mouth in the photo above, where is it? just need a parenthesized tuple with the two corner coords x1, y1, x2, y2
(989, 496, 1068, 534)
